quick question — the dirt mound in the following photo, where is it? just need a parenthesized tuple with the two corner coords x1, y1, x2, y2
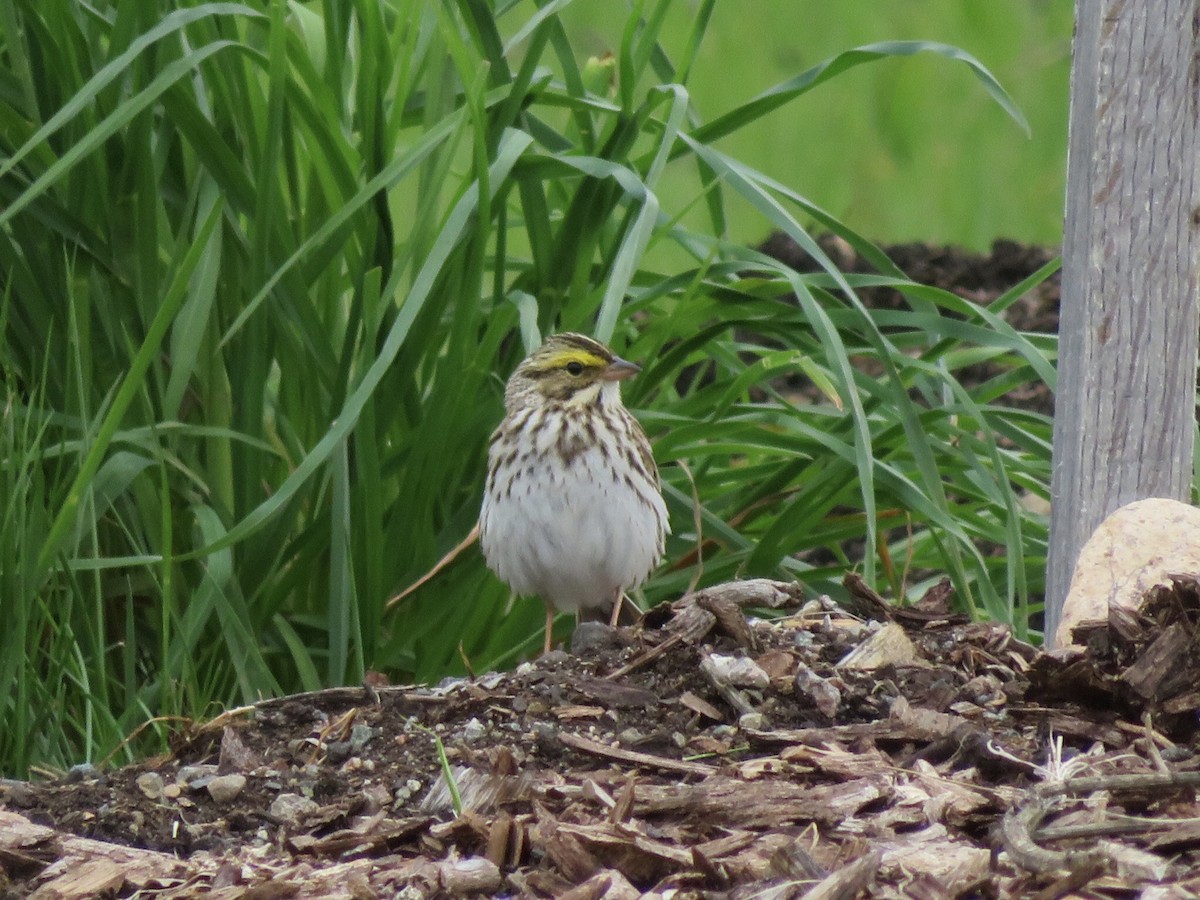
(5, 573, 1200, 897)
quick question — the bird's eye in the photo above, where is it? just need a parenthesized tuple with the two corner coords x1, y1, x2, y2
(565, 361, 584, 376)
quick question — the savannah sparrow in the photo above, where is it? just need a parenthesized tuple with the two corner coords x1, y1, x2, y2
(479, 333, 670, 653)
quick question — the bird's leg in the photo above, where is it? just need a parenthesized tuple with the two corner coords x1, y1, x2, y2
(608, 588, 625, 627)
(543, 603, 555, 655)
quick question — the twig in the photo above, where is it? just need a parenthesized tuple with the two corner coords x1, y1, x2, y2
(699, 651, 759, 719)
(1000, 795, 1106, 875)
(606, 631, 685, 680)
(1041, 770, 1200, 796)
(1001, 768, 1200, 877)
(1141, 709, 1170, 774)
(387, 524, 479, 609)
(1035, 814, 1186, 841)
(795, 848, 881, 900)
(558, 731, 716, 777)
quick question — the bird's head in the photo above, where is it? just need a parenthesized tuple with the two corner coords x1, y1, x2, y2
(504, 333, 640, 411)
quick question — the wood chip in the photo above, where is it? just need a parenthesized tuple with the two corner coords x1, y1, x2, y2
(679, 690, 725, 722)
(837, 622, 921, 669)
(801, 848, 880, 900)
(0, 811, 188, 900)
(557, 732, 716, 777)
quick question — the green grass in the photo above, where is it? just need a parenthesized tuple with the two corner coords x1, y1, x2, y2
(0, 0, 1057, 777)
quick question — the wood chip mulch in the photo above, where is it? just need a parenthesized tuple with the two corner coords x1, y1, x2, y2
(4, 575, 1200, 898)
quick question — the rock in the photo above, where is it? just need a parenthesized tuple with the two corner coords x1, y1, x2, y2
(135, 772, 164, 800)
(838, 622, 921, 669)
(205, 774, 247, 804)
(461, 718, 487, 742)
(177, 764, 218, 788)
(1056, 499, 1200, 647)
(570, 621, 630, 654)
(794, 663, 842, 718)
(738, 712, 768, 730)
(218, 726, 261, 772)
(349, 724, 375, 750)
(65, 764, 99, 783)
(269, 792, 319, 824)
(703, 653, 770, 689)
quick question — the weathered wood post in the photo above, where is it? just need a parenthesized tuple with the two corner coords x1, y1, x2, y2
(1045, 1, 1200, 644)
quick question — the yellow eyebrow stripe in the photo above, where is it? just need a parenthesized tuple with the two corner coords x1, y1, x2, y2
(541, 349, 608, 370)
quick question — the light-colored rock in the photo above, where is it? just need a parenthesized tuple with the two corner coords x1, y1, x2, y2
(702, 653, 770, 689)
(135, 772, 164, 800)
(794, 662, 842, 718)
(1056, 498, 1200, 646)
(838, 621, 922, 669)
(269, 792, 320, 824)
(205, 773, 246, 804)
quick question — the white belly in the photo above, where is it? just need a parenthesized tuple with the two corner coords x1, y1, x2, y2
(480, 426, 668, 613)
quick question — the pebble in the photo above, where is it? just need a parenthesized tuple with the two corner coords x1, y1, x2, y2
(177, 764, 218, 788)
(349, 724, 376, 750)
(461, 718, 487, 742)
(705, 653, 770, 689)
(135, 772, 164, 800)
(269, 792, 320, 824)
(794, 662, 842, 718)
(738, 712, 768, 730)
(617, 728, 644, 746)
(393, 778, 423, 806)
(571, 621, 629, 654)
(205, 773, 247, 804)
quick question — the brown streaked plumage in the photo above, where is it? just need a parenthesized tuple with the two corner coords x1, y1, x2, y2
(479, 333, 669, 653)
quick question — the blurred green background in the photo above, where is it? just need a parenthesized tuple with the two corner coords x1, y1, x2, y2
(558, 1, 1072, 250)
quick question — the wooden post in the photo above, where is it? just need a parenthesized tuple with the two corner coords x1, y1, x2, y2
(1045, 1, 1200, 644)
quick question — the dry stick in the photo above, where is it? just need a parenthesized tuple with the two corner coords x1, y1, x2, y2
(97, 715, 199, 767)
(699, 650, 759, 719)
(558, 731, 716, 777)
(606, 631, 686, 680)
(1035, 815, 1191, 841)
(1002, 770, 1200, 876)
(457, 641, 477, 679)
(1026, 863, 1108, 900)
(1001, 795, 1107, 875)
(801, 848, 882, 900)
(1042, 770, 1200, 795)
(1141, 710, 1170, 775)
(387, 523, 480, 609)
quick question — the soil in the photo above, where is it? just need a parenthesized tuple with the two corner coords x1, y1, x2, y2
(759, 234, 1061, 417)
(6, 573, 1200, 898)
(18, 241, 1200, 900)
(760, 234, 1060, 332)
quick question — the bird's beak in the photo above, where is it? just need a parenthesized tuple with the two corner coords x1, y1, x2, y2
(600, 356, 641, 382)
